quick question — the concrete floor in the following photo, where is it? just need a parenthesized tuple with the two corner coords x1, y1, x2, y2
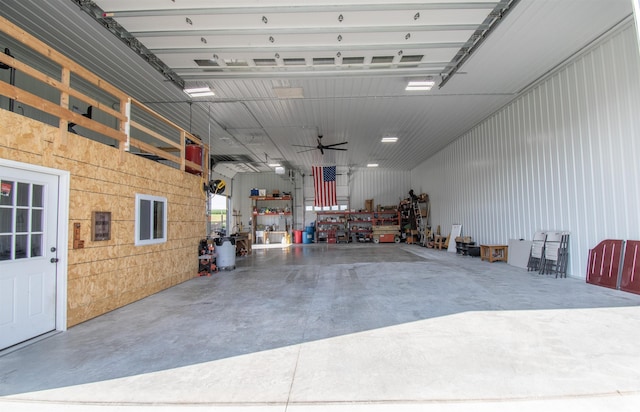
(2, 243, 640, 412)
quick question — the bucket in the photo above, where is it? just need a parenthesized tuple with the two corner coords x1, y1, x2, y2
(293, 230, 303, 244)
(303, 231, 313, 244)
(185, 144, 203, 175)
(214, 237, 236, 270)
(303, 225, 314, 243)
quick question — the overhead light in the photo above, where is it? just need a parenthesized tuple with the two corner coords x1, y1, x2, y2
(381, 137, 398, 143)
(268, 163, 281, 167)
(275, 166, 285, 175)
(273, 87, 304, 99)
(405, 80, 435, 91)
(183, 86, 215, 97)
(367, 163, 379, 168)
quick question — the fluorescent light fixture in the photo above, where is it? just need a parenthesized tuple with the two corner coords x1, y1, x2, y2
(367, 163, 379, 168)
(184, 86, 215, 97)
(405, 80, 435, 91)
(275, 166, 285, 175)
(268, 163, 281, 167)
(381, 137, 398, 143)
(273, 87, 304, 99)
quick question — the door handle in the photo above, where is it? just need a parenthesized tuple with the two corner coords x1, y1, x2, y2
(50, 258, 59, 263)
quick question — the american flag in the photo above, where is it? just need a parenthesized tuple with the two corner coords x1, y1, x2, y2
(313, 165, 337, 207)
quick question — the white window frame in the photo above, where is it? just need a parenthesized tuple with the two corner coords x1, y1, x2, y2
(306, 204, 348, 212)
(134, 194, 167, 246)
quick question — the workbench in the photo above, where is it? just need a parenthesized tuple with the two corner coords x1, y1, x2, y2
(260, 231, 288, 244)
(480, 244, 509, 263)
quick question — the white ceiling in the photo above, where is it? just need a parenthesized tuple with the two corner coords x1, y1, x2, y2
(0, 0, 634, 175)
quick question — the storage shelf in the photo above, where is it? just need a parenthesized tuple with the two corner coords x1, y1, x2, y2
(253, 212, 292, 216)
(250, 196, 291, 201)
(251, 195, 292, 243)
(316, 210, 399, 243)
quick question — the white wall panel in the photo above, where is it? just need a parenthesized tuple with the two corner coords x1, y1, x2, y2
(232, 172, 296, 231)
(299, 167, 408, 227)
(349, 169, 412, 211)
(412, 21, 640, 278)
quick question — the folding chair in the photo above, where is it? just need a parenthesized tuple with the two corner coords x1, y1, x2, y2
(540, 232, 570, 277)
(527, 231, 546, 271)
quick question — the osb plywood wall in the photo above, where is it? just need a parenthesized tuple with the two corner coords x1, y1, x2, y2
(0, 109, 207, 327)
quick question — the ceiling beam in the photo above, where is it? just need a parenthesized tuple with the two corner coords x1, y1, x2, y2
(132, 24, 484, 38)
(101, 3, 500, 17)
(151, 42, 466, 55)
(439, 0, 520, 88)
(177, 67, 446, 80)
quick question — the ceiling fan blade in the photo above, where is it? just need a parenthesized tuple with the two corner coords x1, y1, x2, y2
(319, 146, 325, 155)
(292, 144, 316, 148)
(296, 148, 317, 153)
(323, 141, 348, 148)
(325, 147, 348, 151)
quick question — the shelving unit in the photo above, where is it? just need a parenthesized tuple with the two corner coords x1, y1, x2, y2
(374, 210, 400, 226)
(315, 210, 400, 244)
(315, 211, 348, 243)
(251, 195, 292, 244)
(399, 197, 430, 245)
(348, 211, 374, 242)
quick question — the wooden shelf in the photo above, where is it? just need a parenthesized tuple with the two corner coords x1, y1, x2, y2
(253, 212, 292, 216)
(250, 194, 292, 243)
(250, 196, 291, 201)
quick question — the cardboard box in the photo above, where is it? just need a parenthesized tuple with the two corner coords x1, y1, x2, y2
(365, 199, 374, 212)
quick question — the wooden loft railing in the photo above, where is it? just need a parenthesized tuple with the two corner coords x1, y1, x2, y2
(0, 15, 207, 176)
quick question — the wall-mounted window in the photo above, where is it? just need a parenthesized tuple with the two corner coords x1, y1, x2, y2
(135, 194, 167, 246)
(305, 204, 348, 212)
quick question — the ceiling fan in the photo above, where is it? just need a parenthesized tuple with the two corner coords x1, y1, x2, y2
(292, 134, 348, 155)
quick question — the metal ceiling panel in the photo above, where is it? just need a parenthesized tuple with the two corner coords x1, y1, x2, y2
(0, 0, 634, 175)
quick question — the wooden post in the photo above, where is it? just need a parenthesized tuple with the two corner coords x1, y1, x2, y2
(58, 67, 70, 147)
(180, 130, 186, 172)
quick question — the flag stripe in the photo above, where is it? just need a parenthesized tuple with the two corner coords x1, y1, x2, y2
(313, 165, 337, 207)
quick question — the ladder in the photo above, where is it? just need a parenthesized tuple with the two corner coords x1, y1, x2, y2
(412, 200, 426, 246)
(410, 195, 431, 246)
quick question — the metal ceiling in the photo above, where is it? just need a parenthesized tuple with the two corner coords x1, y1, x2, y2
(0, 0, 634, 176)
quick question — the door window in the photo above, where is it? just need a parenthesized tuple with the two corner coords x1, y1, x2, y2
(0, 180, 44, 261)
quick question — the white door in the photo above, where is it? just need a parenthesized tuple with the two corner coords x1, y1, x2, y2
(0, 166, 59, 350)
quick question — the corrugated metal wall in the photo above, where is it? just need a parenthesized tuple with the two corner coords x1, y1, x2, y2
(235, 167, 411, 230)
(299, 167, 411, 226)
(348, 168, 412, 211)
(412, 20, 640, 278)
